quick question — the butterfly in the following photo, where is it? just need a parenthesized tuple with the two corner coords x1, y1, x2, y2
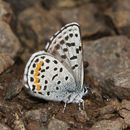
(24, 22, 89, 111)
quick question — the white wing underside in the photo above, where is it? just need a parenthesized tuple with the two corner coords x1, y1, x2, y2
(46, 22, 84, 90)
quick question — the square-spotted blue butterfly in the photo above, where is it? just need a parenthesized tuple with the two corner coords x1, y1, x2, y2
(24, 22, 89, 111)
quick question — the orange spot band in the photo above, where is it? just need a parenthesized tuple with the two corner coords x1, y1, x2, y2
(33, 61, 44, 91)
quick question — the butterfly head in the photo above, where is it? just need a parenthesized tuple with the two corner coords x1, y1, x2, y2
(82, 85, 91, 96)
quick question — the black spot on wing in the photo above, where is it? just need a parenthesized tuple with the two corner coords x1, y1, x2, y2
(30, 77, 34, 82)
(65, 36, 69, 40)
(66, 42, 75, 47)
(76, 48, 79, 54)
(35, 58, 39, 63)
(61, 55, 67, 59)
(69, 33, 73, 37)
(46, 59, 50, 63)
(70, 56, 77, 60)
(31, 70, 34, 74)
(55, 44, 60, 49)
(53, 60, 58, 64)
(38, 92, 44, 95)
(32, 85, 35, 91)
(47, 91, 50, 96)
(63, 48, 68, 52)
(60, 40, 65, 44)
(44, 86, 47, 90)
(52, 74, 58, 80)
(72, 64, 78, 70)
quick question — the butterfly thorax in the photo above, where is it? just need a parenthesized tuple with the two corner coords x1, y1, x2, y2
(63, 85, 89, 104)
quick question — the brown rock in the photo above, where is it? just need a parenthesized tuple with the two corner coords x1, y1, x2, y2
(119, 109, 130, 126)
(5, 0, 39, 15)
(121, 100, 130, 110)
(84, 36, 130, 81)
(50, 4, 113, 37)
(99, 100, 120, 115)
(48, 119, 70, 130)
(0, 123, 11, 130)
(90, 118, 126, 130)
(13, 113, 26, 130)
(17, 6, 60, 60)
(0, 21, 21, 58)
(25, 108, 48, 123)
(5, 79, 23, 100)
(0, 1, 14, 24)
(101, 68, 130, 99)
(0, 53, 14, 74)
(105, 0, 130, 38)
(42, 0, 90, 9)
(75, 110, 89, 123)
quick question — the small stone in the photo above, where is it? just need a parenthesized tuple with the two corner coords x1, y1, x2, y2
(119, 109, 130, 125)
(13, 113, 26, 130)
(48, 119, 70, 130)
(0, 1, 14, 24)
(40, 111, 48, 123)
(25, 109, 48, 122)
(17, 7, 60, 61)
(50, 4, 112, 37)
(90, 118, 126, 130)
(0, 53, 14, 74)
(84, 36, 130, 82)
(105, 0, 130, 38)
(101, 68, 130, 99)
(121, 100, 130, 110)
(5, 0, 39, 15)
(75, 110, 89, 123)
(0, 21, 21, 58)
(5, 79, 23, 100)
(99, 99, 120, 115)
(0, 123, 11, 130)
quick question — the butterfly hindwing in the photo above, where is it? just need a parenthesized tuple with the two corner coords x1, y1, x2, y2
(24, 51, 76, 101)
(46, 22, 84, 89)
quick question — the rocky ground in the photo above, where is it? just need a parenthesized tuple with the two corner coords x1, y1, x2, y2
(0, 0, 130, 130)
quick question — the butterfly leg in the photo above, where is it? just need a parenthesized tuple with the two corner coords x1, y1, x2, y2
(78, 102, 81, 110)
(62, 102, 67, 113)
(78, 99, 84, 110)
(82, 100, 85, 110)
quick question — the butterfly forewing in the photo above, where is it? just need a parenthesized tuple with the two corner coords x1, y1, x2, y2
(46, 23, 84, 89)
(24, 51, 76, 101)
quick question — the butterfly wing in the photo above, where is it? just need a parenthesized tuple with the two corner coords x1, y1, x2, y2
(24, 51, 76, 101)
(46, 22, 84, 90)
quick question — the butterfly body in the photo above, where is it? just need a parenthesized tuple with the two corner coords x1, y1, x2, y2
(24, 22, 89, 107)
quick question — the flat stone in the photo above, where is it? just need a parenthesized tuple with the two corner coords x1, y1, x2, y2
(48, 119, 70, 130)
(25, 108, 48, 122)
(90, 118, 126, 130)
(0, 123, 11, 130)
(75, 110, 89, 123)
(84, 36, 130, 82)
(119, 109, 130, 126)
(5, 79, 23, 100)
(17, 6, 60, 61)
(50, 4, 113, 37)
(0, 53, 14, 74)
(5, 0, 38, 16)
(0, 1, 14, 24)
(101, 68, 130, 99)
(0, 21, 21, 58)
(105, 0, 130, 38)
(99, 100, 120, 115)
(121, 100, 130, 110)
(13, 113, 26, 130)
